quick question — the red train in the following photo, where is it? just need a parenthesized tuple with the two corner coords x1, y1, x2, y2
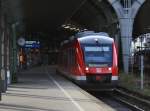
(57, 31, 118, 89)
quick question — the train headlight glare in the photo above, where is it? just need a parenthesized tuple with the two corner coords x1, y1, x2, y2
(108, 68, 112, 71)
(85, 67, 89, 71)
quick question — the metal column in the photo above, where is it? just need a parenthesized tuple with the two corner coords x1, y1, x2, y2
(0, 29, 1, 101)
(108, 0, 145, 73)
(0, 14, 7, 92)
(12, 24, 18, 82)
(6, 27, 11, 85)
(0, 29, 7, 92)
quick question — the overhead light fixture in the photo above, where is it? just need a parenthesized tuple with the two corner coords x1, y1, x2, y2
(61, 24, 66, 27)
(75, 28, 80, 32)
(70, 27, 76, 30)
(64, 26, 70, 29)
(61, 23, 87, 32)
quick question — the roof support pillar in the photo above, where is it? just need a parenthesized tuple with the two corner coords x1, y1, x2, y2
(0, 15, 8, 93)
(108, 0, 145, 73)
(11, 23, 18, 83)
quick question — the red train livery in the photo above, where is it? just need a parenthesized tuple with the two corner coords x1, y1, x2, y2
(57, 31, 118, 87)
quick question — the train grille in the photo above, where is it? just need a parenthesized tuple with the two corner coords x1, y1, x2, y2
(86, 74, 111, 83)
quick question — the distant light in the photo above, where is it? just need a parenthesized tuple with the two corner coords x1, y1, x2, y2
(94, 38, 99, 44)
(62, 23, 87, 32)
(85, 67, 89, 71)
(76, 28, 80, 31)
(94, 38, 98, 41)
(108, 68, 112, 71)
(70, 27, 76, 30)
(61, 24, 66, 27)
(64, 26, 70, 29)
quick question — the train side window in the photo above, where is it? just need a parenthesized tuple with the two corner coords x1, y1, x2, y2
(73, 48, 76, 66)
(69, 48, 71, 66)
(68, 48, 71, 67)
(72, 49, 73, 64)
(67, 49, 69, 67)
(72, 48, 75, 66)
(70, 48, 72, 66)
(70, 48, 72, 65)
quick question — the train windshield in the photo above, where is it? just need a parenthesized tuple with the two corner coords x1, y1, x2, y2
(82, 44, 112, 67)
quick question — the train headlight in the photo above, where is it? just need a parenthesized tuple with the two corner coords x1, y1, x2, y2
(85, 67, 89, 71)
(108, 68, 112, 71)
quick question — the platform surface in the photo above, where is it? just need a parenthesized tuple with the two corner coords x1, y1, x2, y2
(0, 66, 115, 111)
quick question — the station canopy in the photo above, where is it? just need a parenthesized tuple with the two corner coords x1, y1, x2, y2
(2, 0, 150, 41)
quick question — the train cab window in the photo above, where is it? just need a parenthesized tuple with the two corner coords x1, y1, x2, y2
(82, 44, 112, 67)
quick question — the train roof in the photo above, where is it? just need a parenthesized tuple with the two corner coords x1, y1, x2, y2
(75, 31, 109, 37)
(76, 31, 113, 44)
(60, 31, 113, 46)
(78, 35, 113, 44)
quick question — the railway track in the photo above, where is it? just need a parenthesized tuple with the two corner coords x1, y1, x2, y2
(88, 88, 150, 111)
(113, 88, 150, 111)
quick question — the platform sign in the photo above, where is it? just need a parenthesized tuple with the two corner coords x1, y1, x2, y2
(24, 41, 40, 48)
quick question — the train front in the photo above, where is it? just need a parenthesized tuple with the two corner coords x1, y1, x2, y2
(78, 35, 118, 88)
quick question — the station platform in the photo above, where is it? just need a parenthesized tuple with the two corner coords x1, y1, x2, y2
(0, 66, 115, 111)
